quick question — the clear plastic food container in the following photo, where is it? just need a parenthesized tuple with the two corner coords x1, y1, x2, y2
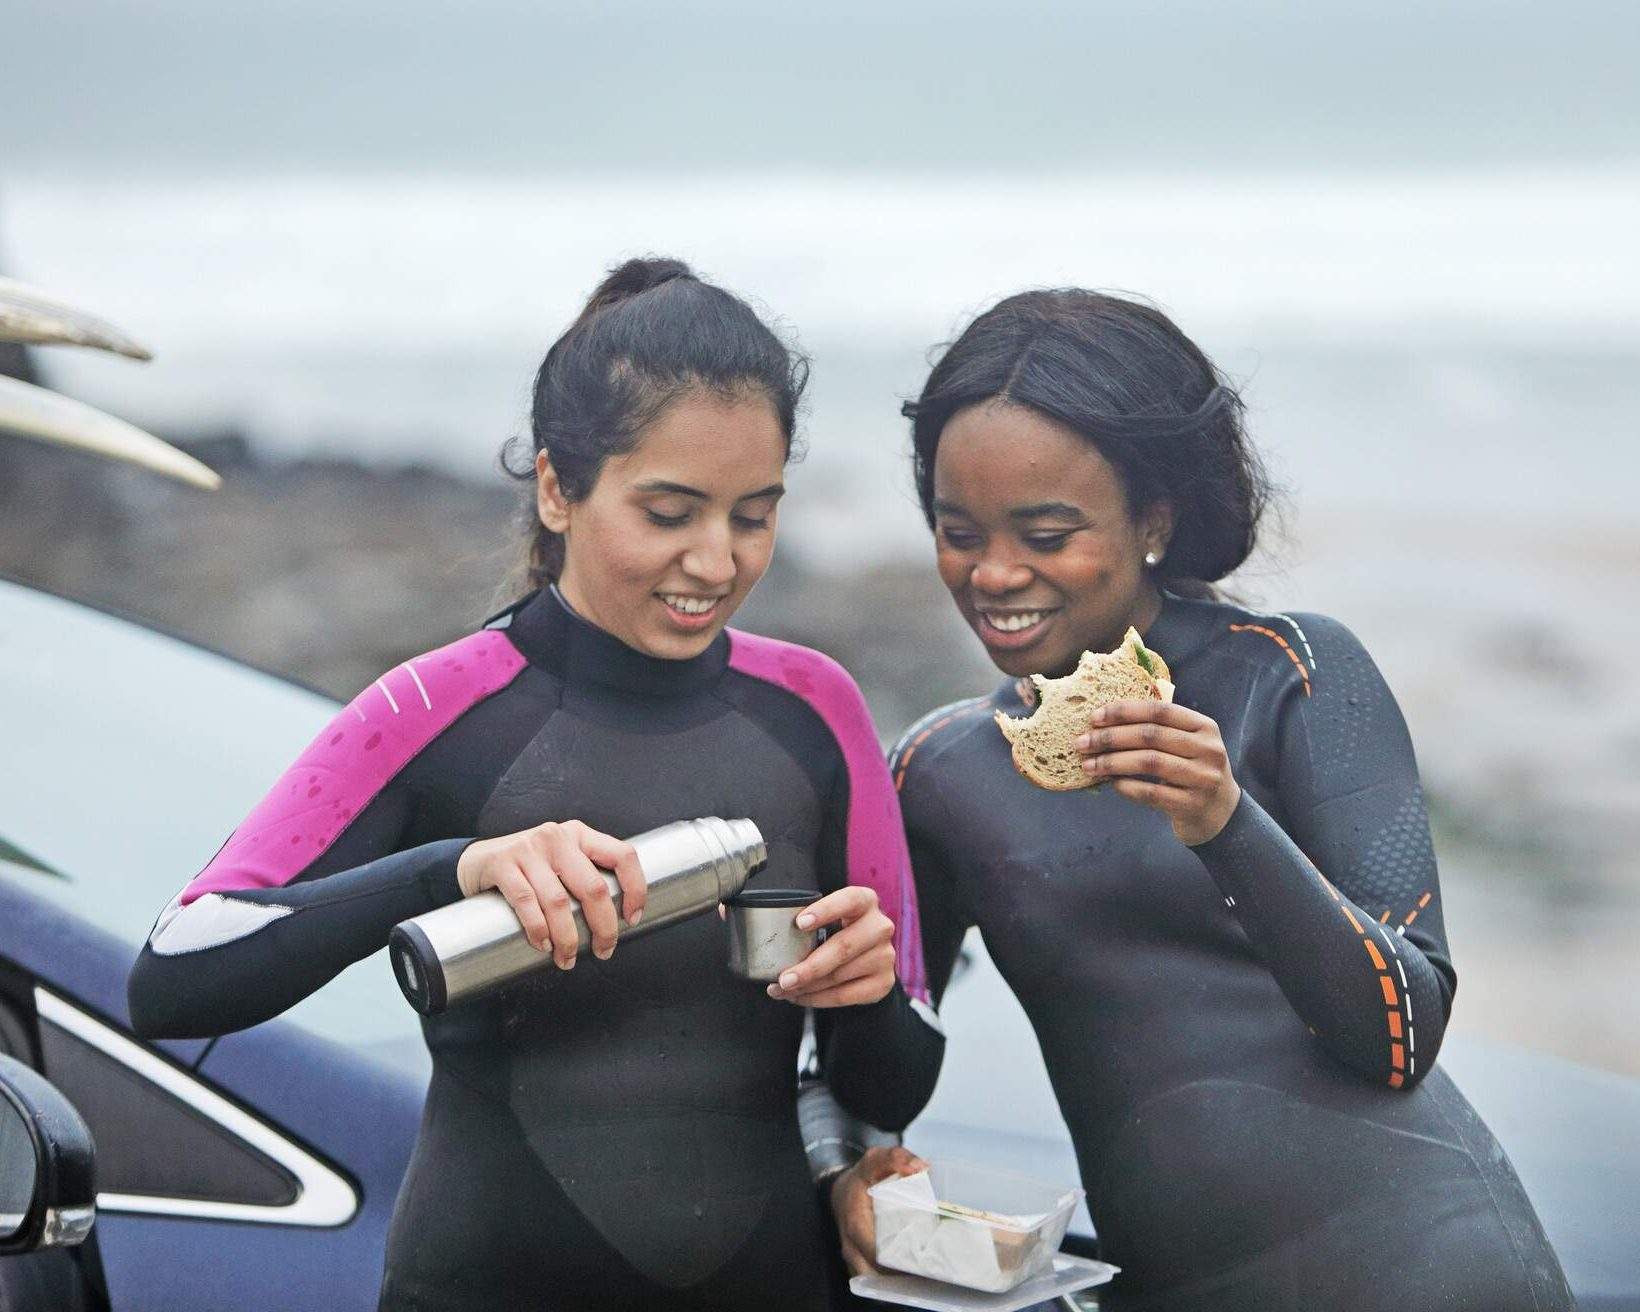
(869, 1160, 1084, 1294)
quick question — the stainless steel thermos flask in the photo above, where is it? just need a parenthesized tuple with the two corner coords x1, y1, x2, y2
(389, 816, 767, 1014)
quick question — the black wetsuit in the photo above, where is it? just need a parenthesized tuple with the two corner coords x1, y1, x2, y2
(128, 586, 944, 1312)
(894, 593, 1572, 1311)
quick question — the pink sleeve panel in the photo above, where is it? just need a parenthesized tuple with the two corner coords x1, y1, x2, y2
(179, 630, 528, 905)
(726, 630, 928, 1003)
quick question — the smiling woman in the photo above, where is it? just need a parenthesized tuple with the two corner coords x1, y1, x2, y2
(532, 392, 788, 660)
(126, 258, 945, 1312)
(501, 257, 803, 615)
(906, 291, 1269, 679)
(928, 402, 1175, 675)
(830, 288, 1574, 1312)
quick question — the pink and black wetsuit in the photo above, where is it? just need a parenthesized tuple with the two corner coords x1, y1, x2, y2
(128, 586, 943, 1312)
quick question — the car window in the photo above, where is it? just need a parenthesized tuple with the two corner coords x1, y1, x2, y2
(0, 993, 29, 1064)
(38, 1015, 298, 1206)
(0, 581, 426, 1066)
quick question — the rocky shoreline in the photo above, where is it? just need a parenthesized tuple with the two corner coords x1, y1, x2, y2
(5, 430, 1635, 885)
(0, 428, 996, 732)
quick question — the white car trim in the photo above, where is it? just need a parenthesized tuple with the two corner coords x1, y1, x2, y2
(34, 989, 358, 1227)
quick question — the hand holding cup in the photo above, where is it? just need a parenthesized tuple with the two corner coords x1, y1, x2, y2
(763, 886, 897, 1008)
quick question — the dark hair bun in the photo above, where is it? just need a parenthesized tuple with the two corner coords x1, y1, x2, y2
(575, 257, 697, 327)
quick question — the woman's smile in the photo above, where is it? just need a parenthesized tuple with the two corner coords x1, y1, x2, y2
(972, 604, 1063, 650)
(542, 389, 787, 661)
(656, 591, 726, 629)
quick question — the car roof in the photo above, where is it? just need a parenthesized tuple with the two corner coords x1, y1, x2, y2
(0, 576, 428, 1066)
(0, 575, 339, 921)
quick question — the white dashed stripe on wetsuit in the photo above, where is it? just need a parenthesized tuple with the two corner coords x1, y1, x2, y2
(1243, 606, 1319, 673)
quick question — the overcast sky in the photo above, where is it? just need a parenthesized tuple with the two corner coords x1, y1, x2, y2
(4, 0, 1637, 177)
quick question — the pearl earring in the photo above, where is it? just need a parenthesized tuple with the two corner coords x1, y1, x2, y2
(1144, 551, 1160, 567)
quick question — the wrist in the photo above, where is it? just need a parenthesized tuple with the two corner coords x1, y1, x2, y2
(799, 1079, 884, 1185)
(1185, 782, 1243, 847)
(824, 1162, 854, 1213)
(455, 839, 486, 898)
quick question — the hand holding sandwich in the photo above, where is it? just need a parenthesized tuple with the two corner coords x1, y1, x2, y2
(1075, 700, 1241, 847)
(993, 626, 1240, 846)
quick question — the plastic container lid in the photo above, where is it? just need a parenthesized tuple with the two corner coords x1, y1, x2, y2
(850, 1252, 1118, 1311)
(869, 1159, 1085, 1294)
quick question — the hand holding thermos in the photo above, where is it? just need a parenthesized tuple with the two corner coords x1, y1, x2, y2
(455, 819, 649, 969)
(391, 816, 899, 1014)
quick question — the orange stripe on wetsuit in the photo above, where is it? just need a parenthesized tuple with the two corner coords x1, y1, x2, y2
(1311, 864, 1412, 1088)
(1229, 623, 1313, 696)
(894, 703, 988, 791)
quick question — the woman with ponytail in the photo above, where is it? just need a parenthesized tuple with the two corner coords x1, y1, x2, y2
(827, 289, 1572, 1310)
(128, 258, 944, 1311)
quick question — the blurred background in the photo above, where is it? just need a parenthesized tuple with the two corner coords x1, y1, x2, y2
(2, 0, 1637, 1076)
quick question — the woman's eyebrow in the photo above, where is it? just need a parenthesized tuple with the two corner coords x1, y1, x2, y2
(1008, 501, 1084, 520)
(633, 479, 708, 499)
(633, 479, 785, 502)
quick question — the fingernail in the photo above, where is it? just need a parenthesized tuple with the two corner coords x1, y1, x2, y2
(627, 908, 643, 926)
(779, 971, 799, 990)
(557, 956, 575, 971)
(796, 913, 815, 929)
(1074, 735, 1090, 750)
(765, 983, 781, 999)
(1081, 758, 1098, 773)
(1091, 707, 1106, 724)
(594, 945, 613, 961)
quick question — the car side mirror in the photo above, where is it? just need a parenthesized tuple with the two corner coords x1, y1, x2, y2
(0, 1053, 95, 1254)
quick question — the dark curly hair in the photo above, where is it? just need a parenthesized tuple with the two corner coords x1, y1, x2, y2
(501, 256, 808, 590)
(903, 289, 1273, 590)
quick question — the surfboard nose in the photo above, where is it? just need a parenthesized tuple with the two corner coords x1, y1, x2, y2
(0, 276, 219, 488)
(0, 277, 153, 361)
(0, 374, 220, 489)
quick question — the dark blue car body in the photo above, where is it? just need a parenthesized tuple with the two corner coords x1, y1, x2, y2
(1, 577, 431, 1311)
(0, 872, 423, 1311)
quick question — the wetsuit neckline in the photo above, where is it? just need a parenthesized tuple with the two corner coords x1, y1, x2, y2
(1138, 590, 1216, 671)
(497, 586, 730, 696)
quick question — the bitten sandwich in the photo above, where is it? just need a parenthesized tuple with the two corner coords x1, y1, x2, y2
(994, 627, 1174, 791)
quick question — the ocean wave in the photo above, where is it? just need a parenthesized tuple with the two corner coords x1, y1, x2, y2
(7, 166, 1640, 352)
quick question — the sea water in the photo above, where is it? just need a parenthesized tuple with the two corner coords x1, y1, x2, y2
(5, 167, 1639, 562)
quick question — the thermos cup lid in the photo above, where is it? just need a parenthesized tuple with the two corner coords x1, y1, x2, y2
(724, 887, 821, 982)
(725, 888, 815, 907)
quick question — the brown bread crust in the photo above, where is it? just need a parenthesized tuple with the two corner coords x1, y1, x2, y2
(993, 631, 1169, 791)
